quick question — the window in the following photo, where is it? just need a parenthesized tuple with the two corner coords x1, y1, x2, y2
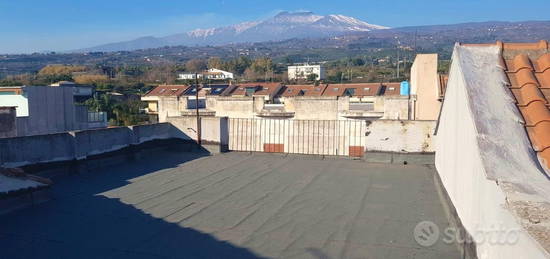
(333, 88, 339, 91)
(245, 88, 255, 96)
(343, 88, 355, 96)
(363, 87, 370, 91)
(389, 87, 395, 91)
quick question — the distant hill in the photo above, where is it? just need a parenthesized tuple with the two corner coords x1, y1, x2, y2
(1, 20, 550, 77)
(78, 11, 389, 52)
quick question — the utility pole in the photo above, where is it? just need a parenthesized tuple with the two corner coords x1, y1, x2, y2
(396, 46, 400, 79)
(194, 73, 201, 145)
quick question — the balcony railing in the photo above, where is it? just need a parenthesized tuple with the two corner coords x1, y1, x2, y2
(349, 102, 374, 111)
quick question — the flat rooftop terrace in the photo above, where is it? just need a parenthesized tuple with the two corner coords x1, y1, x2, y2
(0, 151, 461, 258)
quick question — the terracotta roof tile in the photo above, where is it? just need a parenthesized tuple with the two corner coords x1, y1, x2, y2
(281, 85, 327, 97)
(519, 101, 550, 126)
(382, 83, 402, 96)
(145, 85, 189, 97)
(507, 54, 533, 73)
(229, 83, 283, 97)
(535, 53, 550, 73)
(501, 40, 548, 50)
(508, 68, 539, 88)
(322, 83, 400, 97)
(511, 84, 547, 106)
(536, 70, 550, 89)
(526, 121, 550, 152)
(501, 41, 550, 174)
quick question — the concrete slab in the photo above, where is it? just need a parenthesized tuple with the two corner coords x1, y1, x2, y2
(364, 152, 435, 165)
(0, 151, 460, 259)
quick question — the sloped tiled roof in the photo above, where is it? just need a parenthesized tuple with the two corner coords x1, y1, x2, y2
(280, 85, 327, 97)
(183, 84, 228, 96)
(144, 85, 190, 97)
(322, 83, 401, 97)
(500, 41, 550, 172)
(227, 83, 283, 97)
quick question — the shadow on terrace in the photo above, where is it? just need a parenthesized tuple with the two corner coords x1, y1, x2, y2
(0, 145, 265, 259)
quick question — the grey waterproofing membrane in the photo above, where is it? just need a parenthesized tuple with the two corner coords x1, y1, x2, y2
(0, 151, 460, 258)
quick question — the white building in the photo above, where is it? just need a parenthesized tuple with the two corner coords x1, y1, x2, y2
(178, 68, 234, 81)
(288, 64, 325, 81)
(0, 86, 107, 137)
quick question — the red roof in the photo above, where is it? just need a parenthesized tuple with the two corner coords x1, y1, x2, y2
(227, 83, 283, 97)
(281, 85, 327, 97)
(322, 83, 401, 97)
(499, 40, 550, 173)
(144, 85, 190, 97)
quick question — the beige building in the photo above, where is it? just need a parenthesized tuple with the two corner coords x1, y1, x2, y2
(410, 54, 443, 120)
(143, 82, 411, 121)
(143, 53, 444, 123)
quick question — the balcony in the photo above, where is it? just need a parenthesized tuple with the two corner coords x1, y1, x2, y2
(341, 102, 384, 118)
(256, 103, 295, 118)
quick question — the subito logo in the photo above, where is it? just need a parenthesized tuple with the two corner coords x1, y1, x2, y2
(414, 221, 440, 247)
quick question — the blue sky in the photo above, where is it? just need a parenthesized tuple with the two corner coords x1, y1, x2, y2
(1, 0, 549, 54)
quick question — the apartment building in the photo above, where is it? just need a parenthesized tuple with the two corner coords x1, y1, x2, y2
(288, 64, 325, 80)
(178, 68, 234, 80)
(142, 84, 230, 122)
(0, 86, 107, 137)
(143, 82, 411, 121)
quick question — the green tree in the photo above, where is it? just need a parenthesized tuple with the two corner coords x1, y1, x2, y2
(306, 73, 319, 82)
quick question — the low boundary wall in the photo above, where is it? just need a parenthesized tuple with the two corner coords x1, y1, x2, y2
(0, 123, 183, 168)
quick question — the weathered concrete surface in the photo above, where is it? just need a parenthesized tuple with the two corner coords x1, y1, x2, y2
(364, 152, 435, 165)
(0, 123, 183, 167)
(365, 120, 436, 153)
(0, 107, 17, 138)
(0, 151, 460, 258)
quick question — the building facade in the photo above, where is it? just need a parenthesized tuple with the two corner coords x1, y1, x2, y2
(178, 68, 234, 81)
(288, 64, 326, 80)
(0, 86, 107, 137)
(410, 54, 442, 120)
(143, 82, 411, 122)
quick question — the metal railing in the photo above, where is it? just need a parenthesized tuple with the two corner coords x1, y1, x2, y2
(228, 118, 366, 157)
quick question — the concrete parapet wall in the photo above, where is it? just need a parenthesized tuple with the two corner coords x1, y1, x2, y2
(0, 123, 182, 167)
(166, 116, 225, 144)
(0, 133, 75, 167)
(365, 120, 436, 153)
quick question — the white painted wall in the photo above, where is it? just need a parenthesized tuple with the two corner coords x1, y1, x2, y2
(0, 94, 29, 117)
(365, 120, 435, 153)
(435, 45, 549, 259)
(288, 65, 325, 80)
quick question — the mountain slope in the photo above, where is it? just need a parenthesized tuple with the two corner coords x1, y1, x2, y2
(79, 11, 388, 52)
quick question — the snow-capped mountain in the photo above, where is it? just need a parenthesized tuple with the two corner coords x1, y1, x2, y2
(80, 11, 388, 52)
